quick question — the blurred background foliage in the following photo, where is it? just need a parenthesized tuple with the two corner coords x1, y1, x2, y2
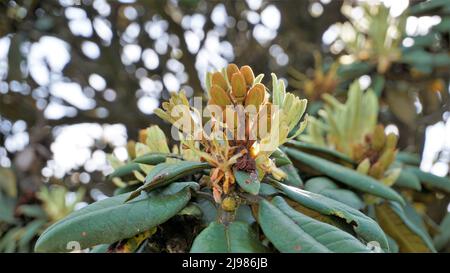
(0, 0, 449, 252)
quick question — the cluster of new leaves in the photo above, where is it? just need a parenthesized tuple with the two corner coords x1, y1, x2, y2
(34, 57, 450, 253)
(301, 82, 400, 188)
(32, 60, 449, 253)
(290, 0, 450, 142)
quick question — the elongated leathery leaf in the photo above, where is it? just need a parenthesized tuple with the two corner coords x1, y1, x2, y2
(127, 161, 210, 201)
(272, 181, 389, 251)
(375, 201, 436, 253)
(113, 183, 141, 196)
(258, 199, 329, 253)
(132, 153, 179, 164)
(394, 169, 422, 190)
(386, 234, 399, 253)
(396, 152, 421, 166)
(286, 140, 355, 165)
(190, 221, 267, 253)
(305, 177, 364, 210)
(35, 188, 191, 252)
(403, 202, 430, 236)
(304, 177, 339, 193)
(434, 213, 450, 251)
(285, 148, 405, 205)
(410, 0, 448, 15)
(90, 244, 110, 253)
(268, 196, 372, 252)
(18, 219, 46, 249)
(108, 162, 140, 178)
(259, 183, 278, 196)
(158, 181, 200, 195)
(60, 182, 196, 226)
(280, 164, 303, 187)
(404, 166, 450, 194)
(271, 148, 292, 167)
(234, 169, 260, 195)
(235, 205, 256, 225)
(196, 198, 218, 225)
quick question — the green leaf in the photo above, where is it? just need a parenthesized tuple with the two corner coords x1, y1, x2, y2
(16, 204, 48, 219)
(404, 166, 450, 194)
(403, 50, 450, 67)
(286, 140, 355, 165)
(396, 152, 421, 166)
(271, 73, 285, 106)
(285, 148, 405, 205)
(403, 202, 430, 235)
(271, 148, 292, 167)
(259, 183, 278, 196)
(258, 197, 372, 253)
(375, 201, 436, 253)
(254, 73, 264, 85)
(157, 181, 200, 195)
(90, 244, 110, 253)
(108, 162, 141, 179)
(0, 192, 18, 224)
(279, 164, 303, 187)
(205, 72, 212, 95)
(304, 177, 339, 192)
(386, 234, 399, 253)
(394, 169, 422, 190)
(19, 219, 47, 248)
(371, 74, 385, 97)
(234, 169, 260, 195)
(113, 183, 141, 196)
(409, 33, 440, 49)
(272, 181, 389, 251)
(133, 153, 179, 164)
(34, 188, 191, 252)
(0, 227, 21, 252)
(434, 213, 450, 251)
(338, 62, 374, 81)
(306, 101, 323, 116)
(190, 221, 267, 253)
(305, 177, 364, 210)
(235, 205, 256, 225)
(409, 0, 448, 14)
(435, 16, 450, 32)
(127, 161, 210, 201)
(196, 198, 218, 225)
